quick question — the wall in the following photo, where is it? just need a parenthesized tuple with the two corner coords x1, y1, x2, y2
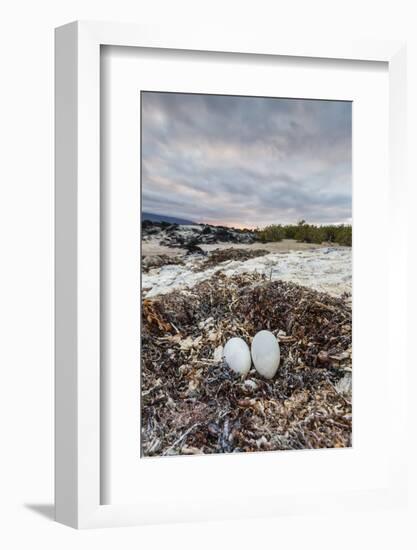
(0, 0, 415, 548)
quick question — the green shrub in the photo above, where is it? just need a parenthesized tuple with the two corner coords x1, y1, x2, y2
(257, 224, 286, 242)
(256, 222, 352, 246)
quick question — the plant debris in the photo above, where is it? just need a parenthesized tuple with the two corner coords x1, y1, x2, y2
(194, 247, 270, 271)
(142, 254, 184, 273)
(141, 272, 352, 457)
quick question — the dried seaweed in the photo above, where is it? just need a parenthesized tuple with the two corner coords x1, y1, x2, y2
(141, 272, 352, 457)
(142, 254, 184, 273)
(194, 247, 270, 271)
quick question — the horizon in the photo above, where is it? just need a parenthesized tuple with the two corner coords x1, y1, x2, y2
(142, 210, 352, 230)
(141, 92, 352, 227)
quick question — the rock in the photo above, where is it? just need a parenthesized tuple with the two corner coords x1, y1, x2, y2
(142, 220, 258, 249)
(165, 223, 179, 232)
(243, 379, 258, 391)
(185, 239, 206, 255)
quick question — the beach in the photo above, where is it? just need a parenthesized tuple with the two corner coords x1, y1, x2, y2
(141, 231, 352, 457)
(142, 239, 351, 299)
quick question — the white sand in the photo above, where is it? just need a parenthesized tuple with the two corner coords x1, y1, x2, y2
(142, 246, 351, 299)
(200, 239, 333, 253)
(142, 238, 339, 257)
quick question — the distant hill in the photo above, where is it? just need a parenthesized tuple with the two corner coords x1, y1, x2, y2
(142, 211, 196, 225)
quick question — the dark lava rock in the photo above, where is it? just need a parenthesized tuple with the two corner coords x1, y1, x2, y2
(142, 220, 258, 249)
(185, 239, 206, 255)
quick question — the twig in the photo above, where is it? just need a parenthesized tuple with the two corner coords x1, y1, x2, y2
(170, 321, 180, 334)
(142, 382, 161, 397)
(163, 422, 201, 455)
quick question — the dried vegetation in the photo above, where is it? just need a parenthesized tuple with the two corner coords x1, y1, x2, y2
(141, 272, 352, 457)
(194, 247, 270, 271)
(142, 254, 184, 273)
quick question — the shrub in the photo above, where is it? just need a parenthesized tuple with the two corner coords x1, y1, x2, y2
(256, 223, 352, 246)
(257, 224, 286, 242)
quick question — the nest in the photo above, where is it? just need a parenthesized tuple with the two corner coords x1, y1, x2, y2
(141, 272, 352, 457)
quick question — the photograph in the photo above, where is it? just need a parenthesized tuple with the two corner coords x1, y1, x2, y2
(1, 2, 409, 541)
(140, 91, 352, 457)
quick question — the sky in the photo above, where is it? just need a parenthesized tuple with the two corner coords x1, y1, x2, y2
(141, 92, 352, 228)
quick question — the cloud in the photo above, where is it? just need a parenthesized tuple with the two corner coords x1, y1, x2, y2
(141, 92, 352, 226)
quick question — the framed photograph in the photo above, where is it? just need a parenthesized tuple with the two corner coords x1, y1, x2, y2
(55, 21, 407, 528)
(139, 90, 354, 459)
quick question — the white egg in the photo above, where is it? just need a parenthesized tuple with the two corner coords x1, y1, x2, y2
(223, 337, 251, 375)
(251, 330, 280, 379)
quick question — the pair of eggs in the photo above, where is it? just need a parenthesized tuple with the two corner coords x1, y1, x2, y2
(223, 330, 280, 379)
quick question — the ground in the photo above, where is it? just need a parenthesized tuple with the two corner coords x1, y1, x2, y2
(142, 238, 335, 257)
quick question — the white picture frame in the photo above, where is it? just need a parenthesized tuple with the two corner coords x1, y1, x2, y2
(55, 21, 407, 529)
